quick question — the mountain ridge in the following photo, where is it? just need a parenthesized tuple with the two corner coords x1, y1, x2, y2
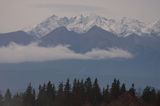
(0, 31, 35, 46)
(28, 14, 160, 38)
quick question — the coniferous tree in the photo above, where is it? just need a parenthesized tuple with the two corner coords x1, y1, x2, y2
(72, 78, 78, 98)
(129, 83, 136, 96)
(110, 79, 120, 99)
(37, 84, 47, 106)
(64, 79, 71, 106)
(57, 82, 64, 97)
(64, 79, 71, 96)
(92, 78, 101, 105)
(151, 88, 156, 103)
(120, 83, 126, 94)
(84, 77, 92, 103)
(156, 90, 160, 106)
(0, 92, 3, 106)
(4, 89, 12, 106)
(72, 79, 76, 93)
(116, 80, 120, 96)
(72, 79, 82, 106)
(12, 93, 23, 106)
(142, 86, 156, 103)
(79, 79, 85, 104)
(23, 83, 35, 106)
(103, 85, 110, 104)
(55, 82, 65, 106)
(46, 81, 55, 106)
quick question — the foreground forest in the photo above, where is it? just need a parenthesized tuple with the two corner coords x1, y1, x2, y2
(0, 78, 160, 106)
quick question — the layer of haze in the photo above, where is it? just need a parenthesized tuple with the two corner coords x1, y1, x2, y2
(0, 0, 160, 32)
(0, 43, 133, 63)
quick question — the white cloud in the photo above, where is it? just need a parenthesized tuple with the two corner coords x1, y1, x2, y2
(0, 43, 133, 63)
(85, 48, 133, 59)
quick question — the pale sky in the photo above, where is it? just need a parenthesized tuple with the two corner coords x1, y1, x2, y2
(0, 0, 160, 32)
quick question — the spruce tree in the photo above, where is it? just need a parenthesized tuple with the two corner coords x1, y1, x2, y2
(142, 86, 156, 103)
(92, 78, 101, 105)
(129, 83, 136, 96)
(110, 79, 120, 99)
(23, 83, 35, 106)
(120, 83, 126, 94)
(64, 79, 71, 97)
(4, 89, 12, 106)
(80, 79, 85, 104)
(0, 93, 3, 106)
(84, 77, 92, 103)
(72, 79, 82, 106)
(57, 82, 64, 97)
(55, 82, 65, 106)
(64, 79, 71, 106)
(46, 81, 55, 106)
(156, 90, 160, 106)
(12, 93, 23, 106)
(103, 85, 110, 104)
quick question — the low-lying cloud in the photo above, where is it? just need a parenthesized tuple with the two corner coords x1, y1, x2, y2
(0, 43, 133, 63)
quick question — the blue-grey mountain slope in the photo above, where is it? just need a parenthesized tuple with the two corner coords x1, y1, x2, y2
(39, 26, 160, 54)
(0, 31, 35, 46)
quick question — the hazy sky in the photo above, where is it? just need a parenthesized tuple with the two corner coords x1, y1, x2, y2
(0, 0, 160, 32)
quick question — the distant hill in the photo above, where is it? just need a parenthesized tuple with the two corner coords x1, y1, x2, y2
(0, 31, 35, 46)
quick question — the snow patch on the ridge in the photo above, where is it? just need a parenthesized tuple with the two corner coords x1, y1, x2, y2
(29, 14, 160, 38)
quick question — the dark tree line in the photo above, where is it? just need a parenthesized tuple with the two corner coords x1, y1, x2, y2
(0, 78, 160, 106)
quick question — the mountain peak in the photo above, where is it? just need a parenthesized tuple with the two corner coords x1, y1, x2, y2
(152, 20, 160, 33)
(48, 14, 59, 20)
(28, 14, 160, 38)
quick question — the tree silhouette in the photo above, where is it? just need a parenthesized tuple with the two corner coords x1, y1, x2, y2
(92, 78, 101, 105)
(84, 77, 92, 103)
(46, 81, 55, 106)
(103, 85, 110, 104)
(37, 84, 47, 106)
(0, 92, 3, 106)
(110, 79, 120, 100)
(64, 79, 71, 106)
(23, 83, 35, 106)
(156, 90, 160, 106)
(120, 83, 126, 94)
(12, 93, 23, 106)
(4, 89, 12, 106)
(0, 78, 159, 106)
(55, 82, 65, 106)
(129, 83, 136, 96)
(142, 86, 156, 103)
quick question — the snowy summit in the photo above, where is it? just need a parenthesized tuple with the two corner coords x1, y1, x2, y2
(29, 14, 160, 38)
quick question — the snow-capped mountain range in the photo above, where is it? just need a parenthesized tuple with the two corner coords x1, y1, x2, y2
(29, 14, 160, 38)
